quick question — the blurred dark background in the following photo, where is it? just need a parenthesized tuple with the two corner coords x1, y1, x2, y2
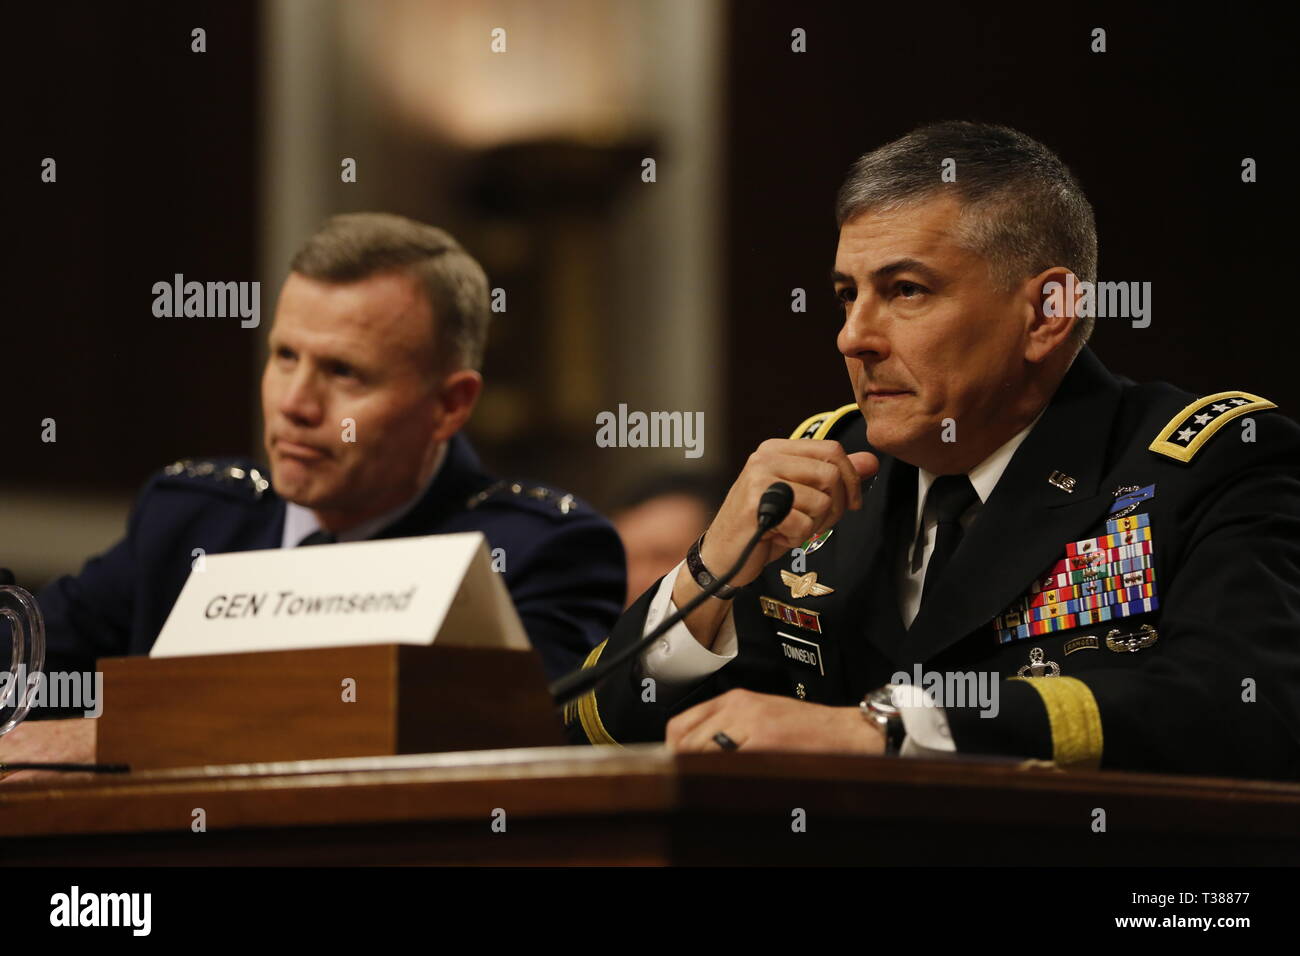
(6, 0, 1295, 587)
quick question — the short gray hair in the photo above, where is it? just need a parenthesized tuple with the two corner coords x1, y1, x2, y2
(289, 212, 490, 372)
(835, 122, 1099, 348)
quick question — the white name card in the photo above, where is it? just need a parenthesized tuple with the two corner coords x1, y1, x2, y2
(150, 532, 529, 658)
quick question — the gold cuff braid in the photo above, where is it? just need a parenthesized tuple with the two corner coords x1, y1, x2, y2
(1008, 676, 1103, 770)
(566, 639, 622, 747)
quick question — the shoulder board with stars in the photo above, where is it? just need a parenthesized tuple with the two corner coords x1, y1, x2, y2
(162, 459, 271, 499)
(465, 479, 579, 516)
(1148, 390, 1276, 463)
(789, 402, 861, 440)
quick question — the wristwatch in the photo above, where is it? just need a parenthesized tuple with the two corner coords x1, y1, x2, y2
(686, 532, 738, 600)
(860, 685, 906, 755)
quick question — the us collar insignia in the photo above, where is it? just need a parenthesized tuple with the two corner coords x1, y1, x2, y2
(780, 570, 834, 599)
(1048, 471, 1076, 493)
(798, 529, 833, 556)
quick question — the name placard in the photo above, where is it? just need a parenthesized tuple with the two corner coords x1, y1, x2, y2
(150, 533, 529, 658)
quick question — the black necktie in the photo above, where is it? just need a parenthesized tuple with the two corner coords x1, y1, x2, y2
(296, 530, 336, 547)
(919, 474, 979, 604)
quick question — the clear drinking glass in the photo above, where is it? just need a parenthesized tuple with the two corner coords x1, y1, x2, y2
(0, 584, 45, 737)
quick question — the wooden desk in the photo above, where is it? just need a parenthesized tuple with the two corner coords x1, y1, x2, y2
(2, 747, 1297, 865)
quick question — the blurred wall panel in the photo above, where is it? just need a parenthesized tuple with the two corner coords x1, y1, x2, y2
(7, 1, 261, 586)
(720, 2, 1296, 469)
(269, 0, 725, 508)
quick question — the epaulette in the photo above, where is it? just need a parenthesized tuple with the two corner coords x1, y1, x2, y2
(1148, 390, 1276, 463)
(465, 479, 579, 516)
(789, 402, 861, 440)
(161, 459, 271, 499)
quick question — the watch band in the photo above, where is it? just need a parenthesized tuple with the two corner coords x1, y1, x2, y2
(686, 532, 739, 600)
(860, 685, 906, 755)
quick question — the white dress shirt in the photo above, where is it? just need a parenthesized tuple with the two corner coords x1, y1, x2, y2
(279, 443, 448, 548)
(638, 411, 1043, 756)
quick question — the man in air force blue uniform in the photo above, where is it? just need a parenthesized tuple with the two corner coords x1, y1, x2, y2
(29, 213, 623, 733)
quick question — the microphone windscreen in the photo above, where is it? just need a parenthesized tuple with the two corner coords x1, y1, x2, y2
(756, 481, 794, 528)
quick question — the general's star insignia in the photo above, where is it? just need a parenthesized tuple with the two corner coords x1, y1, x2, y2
(1149, 390, 1276, 463)
(780, 570, 835, 599)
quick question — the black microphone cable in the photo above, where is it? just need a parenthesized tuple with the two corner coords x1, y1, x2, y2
(551, 481, 794, 707)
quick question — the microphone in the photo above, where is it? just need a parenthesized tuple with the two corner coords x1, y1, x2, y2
(551, 481, 794, 707)
(756, 482, 794, 530)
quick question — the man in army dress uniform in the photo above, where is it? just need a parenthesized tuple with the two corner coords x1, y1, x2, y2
(3, 213, 624, 774)
(567, 123, 1300, 781)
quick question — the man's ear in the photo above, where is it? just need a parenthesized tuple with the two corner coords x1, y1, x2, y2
(1022, 266, 1081, 364)
(431, 369, 483, 443)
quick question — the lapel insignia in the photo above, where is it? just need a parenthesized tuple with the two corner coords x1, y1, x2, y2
(795, 682, 807, 699)
(164, 460, 270, 499)
(1149, 391, 1274, 463)
(759, 596, 823, 633)
(1048, 471, 1076, 493)
(780, 570, 834, 599)
(1105, 624, 1158, 653)
(798, 529, 834, 556)
(1017, 647, 1060, 677)
(993, 513, 1160, 644)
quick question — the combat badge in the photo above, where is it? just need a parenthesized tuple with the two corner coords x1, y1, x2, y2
(1105, 624, 1158, 653)
(1110, 483, 1155, 518)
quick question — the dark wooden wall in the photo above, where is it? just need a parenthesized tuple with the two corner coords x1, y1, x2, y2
(11, 1, 261, 493)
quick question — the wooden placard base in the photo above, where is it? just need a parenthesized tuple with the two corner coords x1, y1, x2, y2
(96, 644, 565, 770)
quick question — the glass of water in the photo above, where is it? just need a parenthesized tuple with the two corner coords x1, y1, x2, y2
(0, 582, 45, 737)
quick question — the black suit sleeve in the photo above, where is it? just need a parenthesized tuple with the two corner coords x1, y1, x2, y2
(566, 572, 789, 745)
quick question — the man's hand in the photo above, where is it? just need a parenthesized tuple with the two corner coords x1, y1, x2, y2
(666, 688, 885, 755)
(0, 719, 97, 784)
(672, 439, 878, 647)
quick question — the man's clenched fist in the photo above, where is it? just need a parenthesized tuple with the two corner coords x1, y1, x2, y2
(672, 439, 877, 648)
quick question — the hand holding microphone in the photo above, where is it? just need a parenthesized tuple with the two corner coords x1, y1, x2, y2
(671, 439, 878, 649)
